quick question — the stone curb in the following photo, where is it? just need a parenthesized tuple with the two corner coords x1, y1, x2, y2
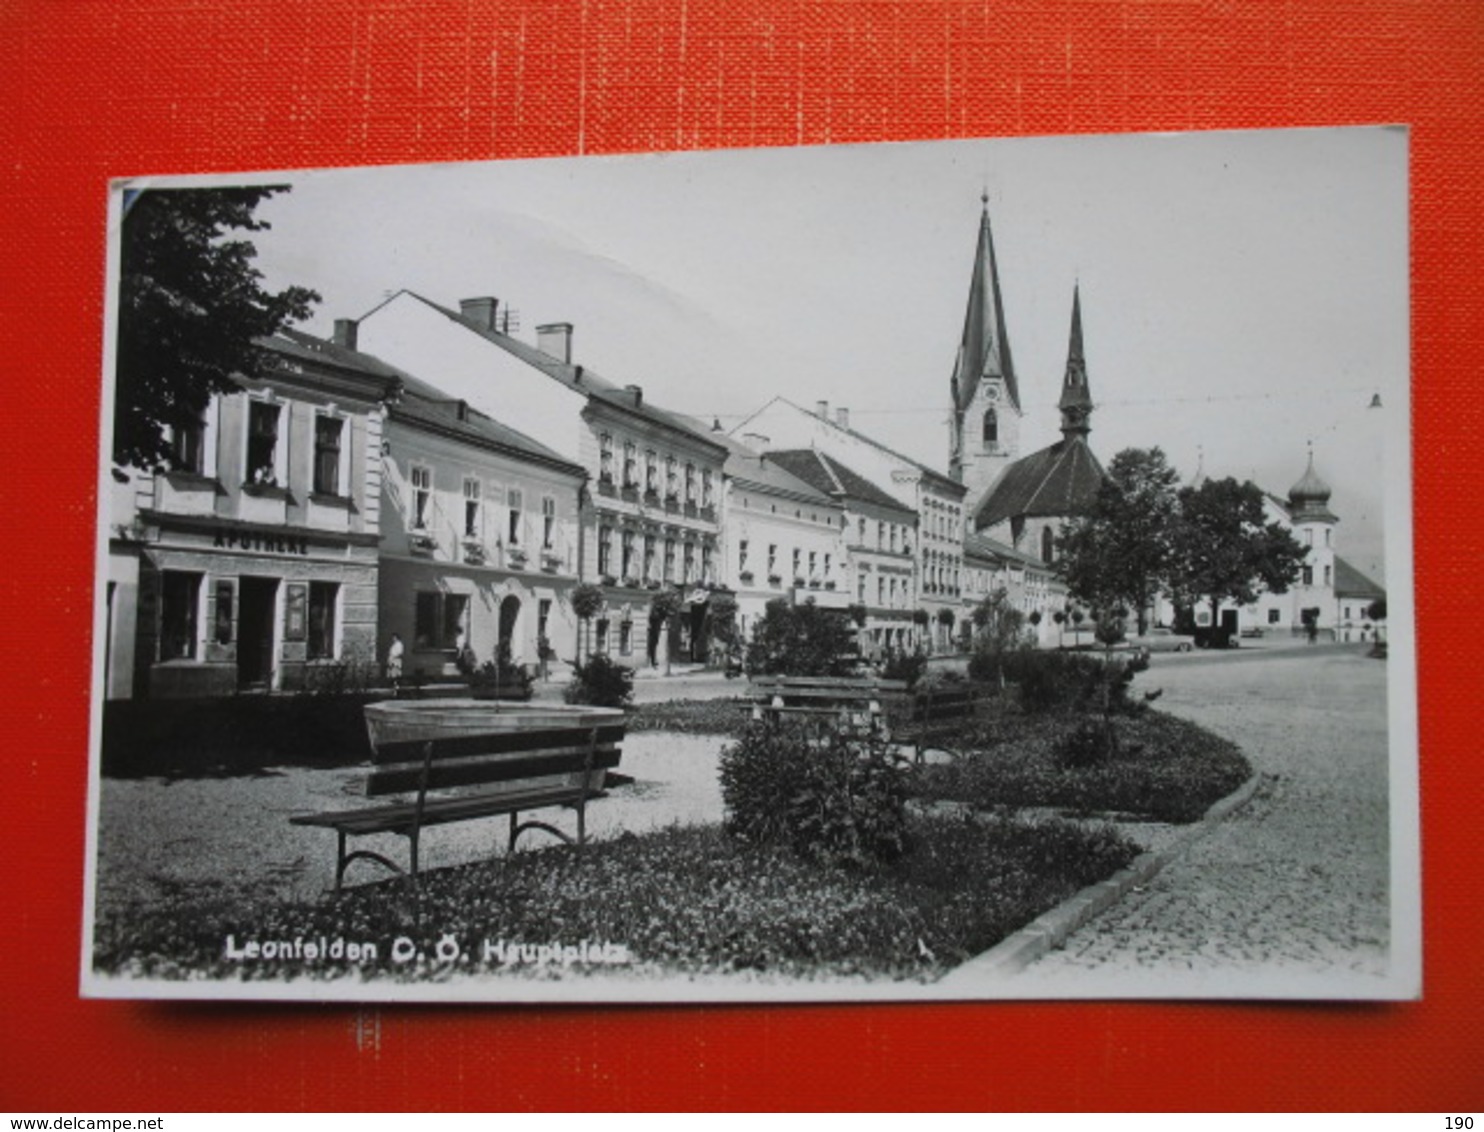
(935, 771, 1264, 988)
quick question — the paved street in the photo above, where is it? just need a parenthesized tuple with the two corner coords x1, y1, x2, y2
(1008, 641, 1403, 996)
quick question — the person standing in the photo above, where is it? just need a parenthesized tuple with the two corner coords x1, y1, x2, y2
(386, 632, 404, 683)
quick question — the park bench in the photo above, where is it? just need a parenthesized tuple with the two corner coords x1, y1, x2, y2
(746, 675, 910, 737)
(897, 682, 990, 763)
(290, 701, 626, 892)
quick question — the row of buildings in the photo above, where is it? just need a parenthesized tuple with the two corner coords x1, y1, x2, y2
(102, 201, 1383, 699)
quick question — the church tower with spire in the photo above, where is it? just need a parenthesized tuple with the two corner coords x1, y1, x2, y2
(1058, 284, 1093, 440)
(949, 194, 1022, 513)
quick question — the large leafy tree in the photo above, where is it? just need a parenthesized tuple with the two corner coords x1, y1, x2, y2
(1172, 476, 1308, 627)
(1056, 447, 1182, 634)
(744, 598, 856, 678)
(114, 187, 319, 472)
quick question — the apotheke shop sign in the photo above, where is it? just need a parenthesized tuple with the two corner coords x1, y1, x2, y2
(212, 527, 310, 556)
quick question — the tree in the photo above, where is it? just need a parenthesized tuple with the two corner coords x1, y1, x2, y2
(745, 598, 856, 678)
(966, 587, 1027, 687)
(1056, 448, 1182, 634)
(648, 589, 686, 674)
(114, 187, 320, 473)
(1172, 477, 1308, 630)
(570, 582, 606, 664)
(708, 593, 741, 668)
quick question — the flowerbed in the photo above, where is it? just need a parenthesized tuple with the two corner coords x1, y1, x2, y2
(93, 815, 1139, 983)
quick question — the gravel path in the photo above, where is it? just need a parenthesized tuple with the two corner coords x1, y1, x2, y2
(92, 731, 726, 914)
(1007, 644, 1401, 995)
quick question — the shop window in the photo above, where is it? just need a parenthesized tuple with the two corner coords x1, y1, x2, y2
(160, 571, 202, 660)
(410, 465, 432, 530)
(214, 580, 234, 645)
(414, 592, 468, 650)
(542, 497, 556, 549)
(313, 415, 344, 496)
(507, 488, 523, 546)
(246, 401, 282, 486)
(307, 581, 339, 660)
(463, 478, 482, 539)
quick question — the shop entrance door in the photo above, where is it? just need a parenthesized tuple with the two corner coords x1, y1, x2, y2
(238, 576, 279, 690)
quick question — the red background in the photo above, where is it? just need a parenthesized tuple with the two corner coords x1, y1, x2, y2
(1, 0, 1479, 1111)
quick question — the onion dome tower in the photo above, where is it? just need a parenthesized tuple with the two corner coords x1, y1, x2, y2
(1288, 451, 1338, 525)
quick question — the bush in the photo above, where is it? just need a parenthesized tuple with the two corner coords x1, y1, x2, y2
(719, 721, 912, 868)
(744, 598, 857, 678)
(468, 642, 534, 701)
(1001, 650, 1142, 715)
(880, 647, 928, 689)
(564, 653, 634, 708)
(1054, 718, 1119, 768)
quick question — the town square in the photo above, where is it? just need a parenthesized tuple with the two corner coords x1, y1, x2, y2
(85, 127, 1415, 1000)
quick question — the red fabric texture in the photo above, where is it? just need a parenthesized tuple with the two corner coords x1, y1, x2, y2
(0, 0, 1479, 1110)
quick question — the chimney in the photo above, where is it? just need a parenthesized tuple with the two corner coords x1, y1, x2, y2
(836, 406, 850, 429)
(815, 399, 829, 420)
(459, 296, 499, 330)
(537, 322, 573, 363)
(625, 383, 643, 406)
(332, 318, 358, 351)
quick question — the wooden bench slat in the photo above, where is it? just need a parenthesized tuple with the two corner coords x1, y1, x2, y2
(291, 781, 598, 836)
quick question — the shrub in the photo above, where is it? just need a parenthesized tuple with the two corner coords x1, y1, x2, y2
(719, 721, 911, 868)
(564, 653, 634, 708)
(744, 597, 857, 678)
(1054, 718, 1119, 768)
(880, 646, 928, 689)
(1002, 650, 1142, 716)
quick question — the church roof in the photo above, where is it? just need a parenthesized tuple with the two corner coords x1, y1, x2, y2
(767, 448, 916, 518)
(964, 530, 1046, 570)
(951, 201, 1020, 415)
(1334, 555, 1385, 601)
(973, 435, 1105, 529)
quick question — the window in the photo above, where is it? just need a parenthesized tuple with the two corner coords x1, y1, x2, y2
(1269, 608, 1282, 625)
(665, 538, 677, 581)
(246, 401, 281, 485)
(542, 497, 556, 549)
(171, 412, 207, 474)
(1305, 529, 1314, 546)
(507, 488, 523, 546)
(738, 539, 749, 573)
(685, 463, 696, 503)
(644, 533, 656, 581)
(538, 598, 552, 646)
(701, 543, 713, 584)
(1325, 529, 1331, 547)
(808, 550, 817, 579)
(599, 433, 613, 482)
(160, 571, 202, 660)
(623, 441, 637, 487)
(767, 544, 777, 576)
(414, 591, 468, 650)
(877, 577, 885, 606)
(1041, 527, 1055, 564)
(792, 547, 801, 580)
(307, 581, 338, 660)
(313, 415, 344, 496)
(214, 580, 234, 645)
(463, 478, 482, 539)
(645, 449, 658, 494)
(684, 542, 696, 583)
(824, 553, 832, 579)
(595, 618, 609, 654)
(597, 524, 612, 575)
(621, 529, 635, 578)
(890, 525, 898, 553)
(410, 465, 432, 529)
(857, 573, 866, 602)
(702, 469, 713, 508)
(1324, 565, 1332, 586)
(1302, 566, 1313, 585)
(857, 517, 866, 545)
(877, 521, 885, 550)
(619, 620, 632, 656)
(666, 456, 678, 498)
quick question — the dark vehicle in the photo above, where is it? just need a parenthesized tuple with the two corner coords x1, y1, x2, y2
(1131, 627, 1195, 653)
(1193, 625, 1240, 649)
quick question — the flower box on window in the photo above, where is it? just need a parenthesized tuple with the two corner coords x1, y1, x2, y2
(506, 547, 528, 568)
(462, 540, 486, 565)
(767, 574, 783, 586)
(645, 579, 662, 590)
(601, 574, 618, 586)
(622, 576, 641, 588)
(824, 580, 837, 590)
(541, 551, 562, 572)
(794, 576, 807, 587)
(409, 531, 438, 555)
(808, 579, 821, 589)
(738, 570, 755, 583)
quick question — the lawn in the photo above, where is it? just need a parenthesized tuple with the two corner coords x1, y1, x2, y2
(93, 813, 1140, 983)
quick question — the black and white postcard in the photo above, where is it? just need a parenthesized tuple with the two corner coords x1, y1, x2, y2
(84, 127, 1418, 1002)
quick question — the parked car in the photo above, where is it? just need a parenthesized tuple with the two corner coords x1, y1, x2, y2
(1132, 627, 1195, 653)
(1240, 626, 1265, 639)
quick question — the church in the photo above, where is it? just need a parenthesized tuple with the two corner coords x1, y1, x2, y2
(949, 198, 1105, 564)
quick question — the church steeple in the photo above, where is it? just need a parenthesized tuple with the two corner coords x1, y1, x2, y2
(1058, 284, 1093, 440)
(951, 194, 1020, 418)
(950, 194, 1022, 502)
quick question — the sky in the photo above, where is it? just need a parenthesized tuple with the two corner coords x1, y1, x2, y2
(153, 126, 1406, 582)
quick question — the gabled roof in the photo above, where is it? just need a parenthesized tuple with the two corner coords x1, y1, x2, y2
(766, 448, 917, 519)
(259, 329, 404, 400)
(1334, 555, 1385, 601)
(741, 397, 965, 496)
(974, 435, 1105, 529)
(390, 291, 729, 458)
(951, 202, 1020, 414)
(707, 431, 838, 508)
(963, 530, 1038, 569)
(390, 369, 586, 477)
